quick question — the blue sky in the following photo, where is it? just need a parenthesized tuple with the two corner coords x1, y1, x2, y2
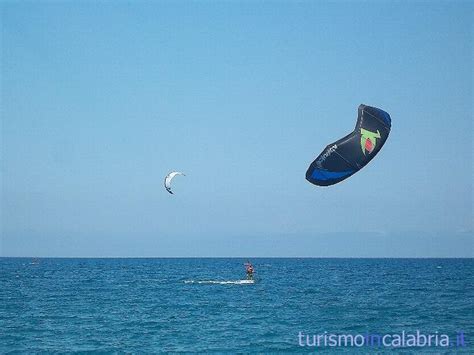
(1, 1, 472, 257)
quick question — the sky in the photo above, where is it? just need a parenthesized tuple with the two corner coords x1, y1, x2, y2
(1, 1, 472, 257)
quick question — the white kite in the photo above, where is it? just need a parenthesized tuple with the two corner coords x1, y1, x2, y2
(164, 171, 185, 194)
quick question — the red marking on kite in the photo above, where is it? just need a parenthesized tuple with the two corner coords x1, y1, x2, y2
(365, 138, 373, 153)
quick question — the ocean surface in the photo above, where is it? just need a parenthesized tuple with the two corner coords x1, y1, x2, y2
(1, 258, 473, 352)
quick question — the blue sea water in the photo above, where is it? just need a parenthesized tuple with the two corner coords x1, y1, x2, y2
(1, 258, 473, 352)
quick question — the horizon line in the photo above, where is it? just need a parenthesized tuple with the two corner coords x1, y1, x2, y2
(1, 256, 473, 259)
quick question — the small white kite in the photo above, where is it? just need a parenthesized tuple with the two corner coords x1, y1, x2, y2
(164, 171, 185, 194)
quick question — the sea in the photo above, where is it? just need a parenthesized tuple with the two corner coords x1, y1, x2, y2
(1, 258, 473, 353)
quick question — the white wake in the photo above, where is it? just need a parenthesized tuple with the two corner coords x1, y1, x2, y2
(184, 279, 254, 285)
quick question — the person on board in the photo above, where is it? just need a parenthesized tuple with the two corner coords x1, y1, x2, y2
(244, 261, 254, 280)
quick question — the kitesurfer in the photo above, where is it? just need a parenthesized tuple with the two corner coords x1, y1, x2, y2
(244, 261, 254, 280)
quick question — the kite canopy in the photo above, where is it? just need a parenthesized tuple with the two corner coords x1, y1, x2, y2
(306, 104, 391, 186)
(164, 171, 185, 194)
